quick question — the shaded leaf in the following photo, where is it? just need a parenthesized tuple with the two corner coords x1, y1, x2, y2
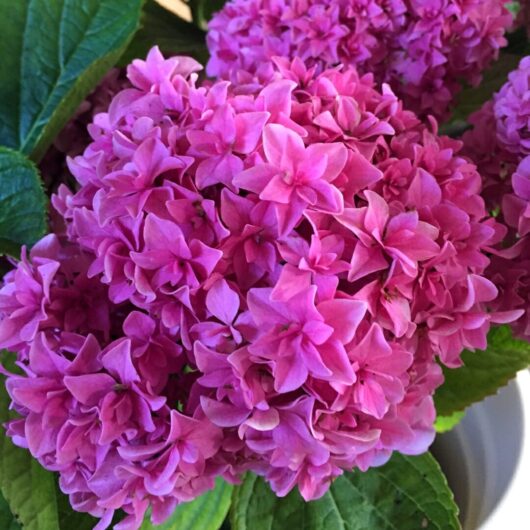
(434, 410, 465, 434)
(0, 147, 47, 255)
(140, 478, 233, 529)
(0, 352, 61, 530)
(0, 350, 97, 529)
(506, 24, 529, 55)
(231, 453, 460, 530)
(121, 0, 207, 66)
(0, 489, 22, 530)
(434, 326, 530, 417)
(450, 53, 522, 122)
(0, 0, 143, 162)
(188, 0, 227, 29)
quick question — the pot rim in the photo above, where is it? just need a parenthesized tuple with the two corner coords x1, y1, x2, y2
(479, 369, 530, 530)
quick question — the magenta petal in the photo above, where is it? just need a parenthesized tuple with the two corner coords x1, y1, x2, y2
(275, 196, 307, 236)
(270, 265, 311, 302)
(317, 299, 367, 344)
(244, 408, 280, 431)
(123, 311, 156, 340)
(260, 174, 294, 204)
(143, 214, 184, 250)
(354, 378, 389, 419)
(306, 142, 347, 182)
(408, 169, 442, 207)
(344, 151, 383, 194)
(233, 111, 270, 154)
(274, 354, 308, 393)
(101, 339, 140, 384)
(233, 164, 278, 194)
(319, 340, 356, 385)
(200, 396, 250, 427)
(206, 279, 240, 324)
(263, 123, 305, 170)
(364, 191, 389, 237)
(349, 243, 388, 282)
(64, 374, 115, 406)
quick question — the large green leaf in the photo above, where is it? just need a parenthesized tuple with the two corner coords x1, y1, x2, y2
(231, 453, 460, 530)
(0, 147, 47, 255)
(450, 52, 522, 122)
(0, 0, 143, 162)
(434, 410, 465, 434)
(140, 478, 233, 530)
(434, 326, 530, 417)
(121, 0, 207, 66)
(449, 19, 530, 125)
(0, 490, 21, 530)
(0, 350, 97, 529)
(0, 352, 61, 530)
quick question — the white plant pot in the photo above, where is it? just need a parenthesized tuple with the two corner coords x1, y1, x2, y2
(432, 370, 530, 530)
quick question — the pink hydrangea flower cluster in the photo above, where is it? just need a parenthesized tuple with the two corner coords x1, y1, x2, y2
(463, 56, 530, 339)
(206, 0, 512, 120)
(0, 48, 515, 529)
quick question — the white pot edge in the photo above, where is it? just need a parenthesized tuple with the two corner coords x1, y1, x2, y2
(478, 369, 530, 530)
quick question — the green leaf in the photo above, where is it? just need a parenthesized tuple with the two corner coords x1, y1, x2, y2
(506, 24, 529, 55)
(140, 478, 233, 529)
(0, 350, 97, 529)
(450, 21, 530, 124)
(231, 453, 460, 530)
(434, 325, 530, 417)
(434, 410, 465, 434)
(0, 147, 47, 255)
(506, 2, 521, 18)
(121, 0, 207, 66)
(0, 352, 61, 530)
(0, 0, 143, 162)
(451, 52, 522, 122)
(0, 490, 22, 530)
(188, 0, 227, 30)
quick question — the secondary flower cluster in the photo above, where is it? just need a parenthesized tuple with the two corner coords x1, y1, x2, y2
(206, 0, 512, 119)
(0, 48, 515, 529)
(463, 56, 530, 339)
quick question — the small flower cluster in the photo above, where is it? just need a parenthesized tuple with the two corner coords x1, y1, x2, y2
(206, 0, 512, 119)
(0, 48, 514, 529)
(463, 56, 530, 339)
(0, 236, 219, 530)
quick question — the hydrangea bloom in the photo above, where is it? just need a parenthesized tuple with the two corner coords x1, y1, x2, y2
(206, 0, 512, 119)
(1, 48, 514, 528)
(494, 56, 530, 156)
(463, 56, 530, 339)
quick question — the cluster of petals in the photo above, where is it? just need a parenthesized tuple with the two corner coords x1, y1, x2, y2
(463, 55, 530, 338)
(0, 47, 513, 529)
(206, 0, 512, 119)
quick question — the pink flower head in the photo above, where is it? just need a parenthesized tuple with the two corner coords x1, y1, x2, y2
(206, 0, 512, 119)
(0, 48, 507, 528)
(462, 55, 530, 341)
(494, 56, 530, 156)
